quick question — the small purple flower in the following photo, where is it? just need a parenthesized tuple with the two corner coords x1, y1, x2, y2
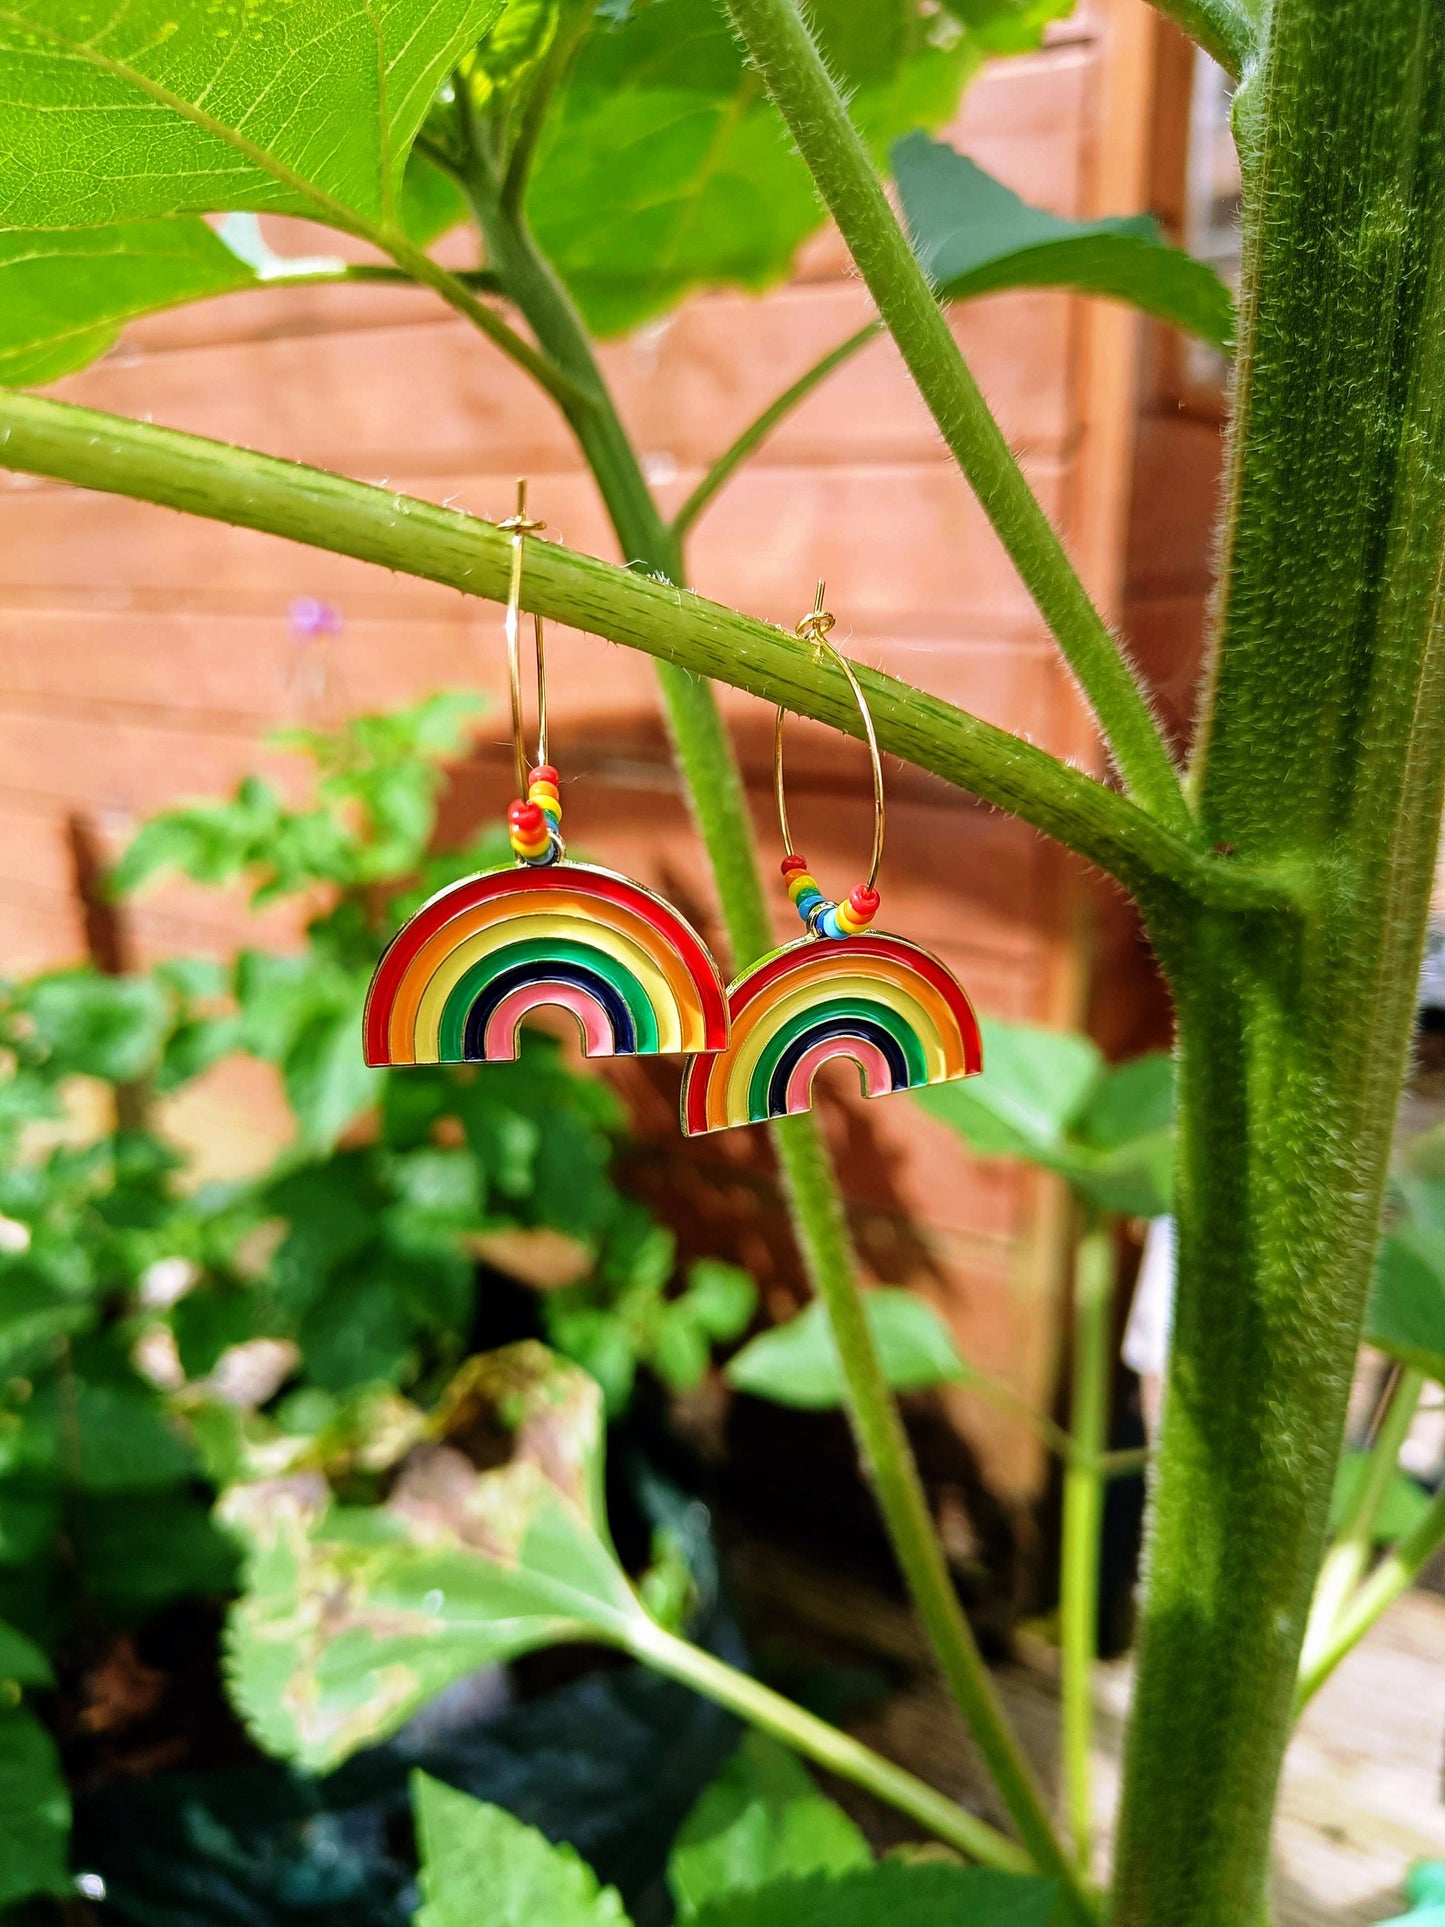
(289, 597, 344, 641)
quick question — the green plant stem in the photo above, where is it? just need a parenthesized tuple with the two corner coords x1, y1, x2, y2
(1060, 1216, 1115, 1873)
(769, 1114, 1090, 1914)
(378, 229, 587, 411)
(672, 322, 882, 542)
(0, 393, 1296, 919)
(1298, 1365, 1426, 1685)
(1143, 0, 1257, 79)
(624, 1620, 1032, 1875)
(717, 0, 1193, 837)
(462, 174, 1084, 1902)
(1294, 1475, 1445, 1711)
(1112, 5, 1445, 1920)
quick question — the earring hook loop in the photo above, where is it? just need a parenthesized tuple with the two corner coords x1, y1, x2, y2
(501, 478, 548, 801)
(774, 583, 886, 931)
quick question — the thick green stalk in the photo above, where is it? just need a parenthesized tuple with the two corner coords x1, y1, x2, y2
(769, 1115, 1088, 1911)
(0, 393, 1295, 918)
(467, 181, 1085, 1896)
(1294, 1476, 1445, 1710)
(1113, 5, 1445, 1921)
(1298, 1365, 1425, 1684)
(624, 1620, 1033, 1873)
(1059, 1217, 1115, 1873)
(717, 0, 1193, 836)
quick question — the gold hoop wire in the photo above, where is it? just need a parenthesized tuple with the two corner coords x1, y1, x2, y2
(774, 582, 886, 898)
(501, 478, 547, 800)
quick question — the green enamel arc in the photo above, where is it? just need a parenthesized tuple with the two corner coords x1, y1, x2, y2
(744, 996, 928, 1122)
(437, 937, 660, 1058)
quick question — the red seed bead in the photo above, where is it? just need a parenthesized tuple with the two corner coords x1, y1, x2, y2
(848, 885, 880, 917)
(529, 764, 560, 788)
(780, 854, 807, 876)
(508, 800, 545, 835)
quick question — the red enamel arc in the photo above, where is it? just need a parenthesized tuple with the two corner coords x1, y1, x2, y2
(363, 864, 729, 1065)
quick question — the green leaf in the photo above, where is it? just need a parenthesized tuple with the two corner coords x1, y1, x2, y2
(683, 1260, 760, 1341)
(0, 1619, 53, 1689)
(894, 133, 1234, 348)
(21, 1377, 194, 1492)
(412, 1771, 633, 1927)
(0, 1273, 94, 1374)
(0, 0, 506, 231)
(669, 1734, 871, 1915)
(528, 0, 978, 337)
(1367, 1224, 1445, 1379)
(399, 150, 470, 246)
(690, 1864, 1059, 1927)
(915, 1017, 1102, 1162)
(1330, 1452, 1431, 1544)
(75, 1489, 238, 1620)
(726, 1290, 966, 1410)
(0, 1709, 70, 1909)
(23, 970, 171, 1084)
(936, 0, 1072, 55)
(0, 219, 256, 385)
(224, 1344, 650, 1770)
(915, 1020, 1174, 1214)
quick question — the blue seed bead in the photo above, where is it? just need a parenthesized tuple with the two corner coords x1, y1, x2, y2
(820, 906, 846, 939)
(794, 888, 824, 918)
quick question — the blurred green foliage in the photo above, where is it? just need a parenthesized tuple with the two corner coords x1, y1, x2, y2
(0, 691, 758, 1907)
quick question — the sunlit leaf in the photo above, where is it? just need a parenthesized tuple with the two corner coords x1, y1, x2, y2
(0, 0, 506, 231)
(413, 1772, 632, 1927)
(916, 1018, 1101, 1160)
(726, 1290, 966, 1410)
(224, 1345, 651, 1771)
(895, 133, 1234, 347)
(22, 970, 171, 1085)
(669, 1734, 871, 1916)
(528, 0, 980, 336)
(916, 1018, 1174, 1216)
(0, 220, 254, 386)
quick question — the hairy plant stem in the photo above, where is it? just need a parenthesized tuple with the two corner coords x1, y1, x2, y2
(461, 166, 1082, 1894)
(1113, 4, 1445, 1920)
(624, 1621, 1032, 1874)
(769, 1115, 1089, 1912)
(0, 394, 1295, 919)
(1143, 0, 1257, 79)
(1059, 1216, 1114, 1873)
(1298, 1365, 1425, 1684)
(717, 0, 1192, 836)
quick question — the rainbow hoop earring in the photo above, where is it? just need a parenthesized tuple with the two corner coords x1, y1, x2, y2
(681, 585, 982, 1135)
(364, 484, 729, 1067)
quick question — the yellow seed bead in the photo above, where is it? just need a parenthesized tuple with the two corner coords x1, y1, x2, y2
(787, 872, 818, 902)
